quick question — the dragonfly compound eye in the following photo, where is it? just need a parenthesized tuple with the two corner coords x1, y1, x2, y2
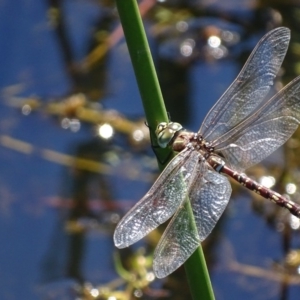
(155, 122, 167, 135)
(156, 122, 183, 148)
(156, 129, 173, 148)
(168, 122, 183, 132)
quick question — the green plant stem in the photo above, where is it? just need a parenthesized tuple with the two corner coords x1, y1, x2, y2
(115, 1, 215, 299)
(115, 0, 167, 130)
(184, 200, 215, 299)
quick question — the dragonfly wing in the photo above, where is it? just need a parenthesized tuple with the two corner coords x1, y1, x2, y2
(114, 149, 200, 248)
(153, 199, 200, 278)
(191, 163, 232, 241)
(153, 159, 205, 278)
(214, 76, 300, 171)
(153, 161, 231, 278)
(199, 27, 290, 141)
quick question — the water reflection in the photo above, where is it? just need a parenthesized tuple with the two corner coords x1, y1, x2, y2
(39, 134, 161, 298)
(40, 137, 114, 286)
(1, 0, 300, 299)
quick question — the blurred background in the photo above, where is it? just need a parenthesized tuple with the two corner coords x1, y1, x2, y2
(1, 0, 300, 299)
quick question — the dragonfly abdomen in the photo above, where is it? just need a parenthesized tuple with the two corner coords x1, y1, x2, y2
(207, 155, 300, 218)
(225, 166, 300, 218)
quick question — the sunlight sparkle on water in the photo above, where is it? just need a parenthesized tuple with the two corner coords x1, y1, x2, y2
(259, 176, 275, 188)
(146, 272, 155, 282)
(180, 39, 195, 57)
(290, 215, 300, 230)
(208, 35, 221, 48)
(22, 104, 32, 115)
(134, 289, 143, 298)
(61, 118, 81, 132)
(98, 123, 114, 139)
(132, 129, 144, 142)
(176, 21, 188, 32)
(286, 183, 297, 194)
(90, 288, 99, 297)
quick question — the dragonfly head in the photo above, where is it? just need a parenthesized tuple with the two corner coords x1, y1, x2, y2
(155, 122, 183, 148)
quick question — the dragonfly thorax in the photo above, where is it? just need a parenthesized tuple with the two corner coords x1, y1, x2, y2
(172, 131, 214, 158)
(156, 122, 215, 156)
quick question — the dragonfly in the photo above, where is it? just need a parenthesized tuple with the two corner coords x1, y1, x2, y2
(114, 27, 300, 278)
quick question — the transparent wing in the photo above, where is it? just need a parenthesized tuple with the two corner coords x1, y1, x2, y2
(213, 76, 300, 171)
(153, 161, 231, 278)
(153, 160, 205, 278)
(199, 27, 290, 141)
(114, 149, 200, 248)
(153, 199, 200, 278)
(191, 164, 232, 241)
